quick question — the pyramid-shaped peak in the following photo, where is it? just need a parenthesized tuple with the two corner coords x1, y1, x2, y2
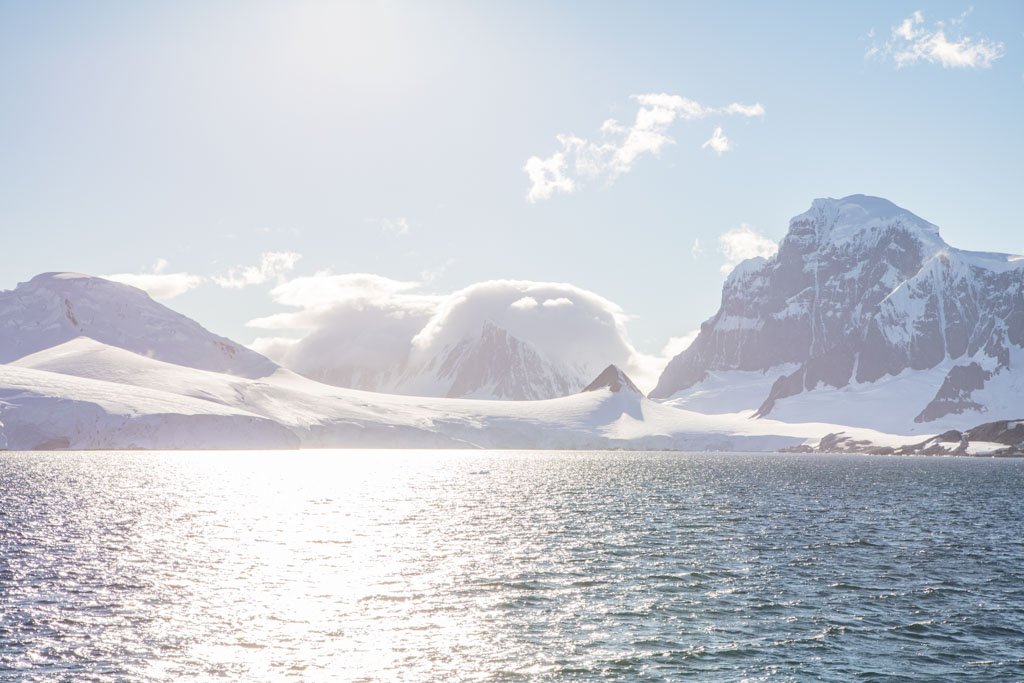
(582, 365, 641, 394)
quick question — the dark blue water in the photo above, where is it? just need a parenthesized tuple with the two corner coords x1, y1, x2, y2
(1, 450, 1023, 681)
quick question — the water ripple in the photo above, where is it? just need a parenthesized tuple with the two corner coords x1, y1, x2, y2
(1, 450, 1023, 681)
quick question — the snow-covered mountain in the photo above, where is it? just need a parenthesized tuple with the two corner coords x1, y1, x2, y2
(651, 195, 1024, 433)
(0, 275, 922, 451)
(288, 320, 586, 400)
(0, 272, 276, 378)
(398, 320, 582, 400)
(260, 279, 641, 401)
(0, 335, 909, 451)
(3, 215, 1016, 453)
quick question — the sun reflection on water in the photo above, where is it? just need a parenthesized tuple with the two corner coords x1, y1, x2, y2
(2, 450, 1024, 681)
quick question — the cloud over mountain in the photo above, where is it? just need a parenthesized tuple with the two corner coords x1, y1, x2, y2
(718, 225, 779, 274)
(105, 259, 204, 300)
(249, 274, 677, 395)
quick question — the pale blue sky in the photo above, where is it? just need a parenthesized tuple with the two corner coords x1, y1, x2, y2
(2, 0, 1022, 353)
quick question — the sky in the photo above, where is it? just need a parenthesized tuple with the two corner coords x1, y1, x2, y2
(2, 0, 1022, 379)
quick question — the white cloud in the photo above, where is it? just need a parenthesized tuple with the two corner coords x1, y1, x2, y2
(369, 217, 410, 236)
(600, 118, 625, 135)
(718, 224, 779, 274)
(524, 93, 764, 201)
(249, 336, 299, 360)
(629, 330, 700, 392)
(660, 332, 700, 359)
(248, 274, 679, 394)
(247, 272, 431, 330)
(212, 251, 302, 289)
(869, 9, 1004, 69)
(691, 238, 704, 259)
(523, 151, 575, 202)
(105, 259, 204, 300)
(720, 102, 766, 117)
(410, 280, 643, 381)
(701, 127, 732, 156)
(420, 257, 456, 284)
(246, 272, 443, 388)
(510, 296, 539, 310)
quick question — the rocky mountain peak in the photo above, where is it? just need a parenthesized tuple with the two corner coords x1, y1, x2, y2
(583, 364, 641, 394)
(650, 196, 1024, 431)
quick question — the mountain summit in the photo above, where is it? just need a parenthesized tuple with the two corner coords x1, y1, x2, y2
(583, 364, 641, 394)
(651, 195, 1024, 432)
(0, 272, 277, 378)
(408, 320, 580, 400)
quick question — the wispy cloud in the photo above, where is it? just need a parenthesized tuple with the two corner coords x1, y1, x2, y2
(701, 127, 732, 156)
(524, 93, 764, 202)
(420, 257, 456, 284)
(630, 330, 700, 391)
(691, 238, 704, 259)
(368, 217, 411, 236)
(718, 225, 778, 274)
(868, 9, 1004, 69)
(105, 259, 204, 300)
(212, 251, 302, 289)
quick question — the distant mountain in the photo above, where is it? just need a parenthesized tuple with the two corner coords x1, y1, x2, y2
(295, 319, 588, 401)
(0, 272, 276, 378)
(0, 265, 996, 452)
(400, 320, 582, 400)
(651, 195, 1024, 433)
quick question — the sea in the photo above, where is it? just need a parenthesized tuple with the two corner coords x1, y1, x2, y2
(1, 450, 1023, 681)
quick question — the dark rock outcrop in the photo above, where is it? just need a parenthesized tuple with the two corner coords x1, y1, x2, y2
(915, 363, 991, 422)
(583, 365, 641, 394)
(798, 419, 1024, 456)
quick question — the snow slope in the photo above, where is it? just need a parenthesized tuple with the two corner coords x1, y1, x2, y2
(0, 272, 276, 377)
(1, 337, 920, 451)
(0, 364, 298, 450)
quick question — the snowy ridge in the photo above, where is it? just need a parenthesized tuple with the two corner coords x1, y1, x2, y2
(0, 336, 920, 451)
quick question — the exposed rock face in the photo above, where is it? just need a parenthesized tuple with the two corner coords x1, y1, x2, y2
(582, 365, 641, 394)
(964, 419, 1024, 448)
(790, 418, 1024, 456)
(915, 363, 991, 422)
(650, 195, 1024, 426)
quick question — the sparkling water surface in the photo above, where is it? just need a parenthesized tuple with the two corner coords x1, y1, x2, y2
(1, 450, 1023, 681)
